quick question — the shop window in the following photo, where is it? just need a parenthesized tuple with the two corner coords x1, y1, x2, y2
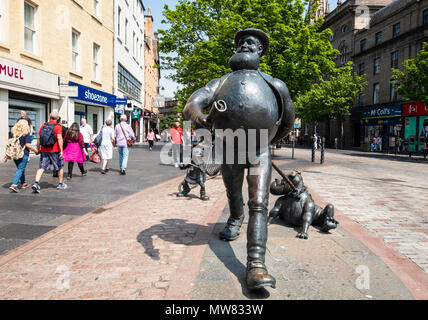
(391, 51, 398, 69)
(359, 62, 365, 75)
(24, 1, 36, 53)
(390, 81, 398, 102)
(373, 57, 381, 75)
(373, 83, 380, 104)
(118, 63, 141, 101)
(93, 43, 100, 80)
(72, 29, 80, 72)
(424, 9, 428, 24)
(393, 23, 400, 38)
(360, 39, 366, 52)
(94, 0, 100, 17)
(375, 31, 382, 45)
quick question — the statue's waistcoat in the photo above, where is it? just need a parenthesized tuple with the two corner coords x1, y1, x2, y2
(212, 69, 279, 141)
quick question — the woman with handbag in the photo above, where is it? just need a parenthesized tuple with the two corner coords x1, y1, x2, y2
(114, 114, 136, 175)
(99, 119, 115, 174)
(63, 122, 87, 179)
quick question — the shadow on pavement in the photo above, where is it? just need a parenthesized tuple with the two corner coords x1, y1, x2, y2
(136, 218, 271, 299)
(342, 152, 427, 163)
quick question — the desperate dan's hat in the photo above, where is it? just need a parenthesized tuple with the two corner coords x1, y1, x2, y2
(234, 28, 269, 57)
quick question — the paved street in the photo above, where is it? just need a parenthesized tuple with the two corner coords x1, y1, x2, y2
(0, 145, 426, 299)
(0, 143, 181, 255)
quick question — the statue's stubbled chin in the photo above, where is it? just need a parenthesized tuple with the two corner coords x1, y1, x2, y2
(229, 52, 260, 71)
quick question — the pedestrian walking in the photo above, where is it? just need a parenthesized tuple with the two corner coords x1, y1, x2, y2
(170, 121, 183, 167)
(63, 122, 87, 180)
(114, 114, 136, 175)
(147, 128, 155, 151)
(53, 116, 68, 178)
(16, 110, 34, 136)
(99, 119, 115, 174)
(4, 120, 39, 192)
(31, 110, 67, 193)
(377, 136, 382, 152)
(370, 136, 377, 152)
(80, 118, 93, 157)
(312, 133, 318, 150)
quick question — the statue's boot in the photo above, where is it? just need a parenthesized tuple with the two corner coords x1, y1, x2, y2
(246, 208, 276, 290)
(219, 200, 244, 240)
(320, 204, 338, 232)
(246, 260, 276, 290)
(200, 187, 209, 201)
(177, 181, 190, 197)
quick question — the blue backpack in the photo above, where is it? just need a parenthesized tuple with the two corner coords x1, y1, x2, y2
(40, 123, 58, 148)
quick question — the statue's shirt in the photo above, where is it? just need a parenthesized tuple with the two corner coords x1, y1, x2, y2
(212, 70, 279, 139)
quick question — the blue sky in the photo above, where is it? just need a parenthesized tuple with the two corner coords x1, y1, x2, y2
(144, 0, 339, 97)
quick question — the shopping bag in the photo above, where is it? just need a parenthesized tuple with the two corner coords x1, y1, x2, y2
(89, 150, 101, 164)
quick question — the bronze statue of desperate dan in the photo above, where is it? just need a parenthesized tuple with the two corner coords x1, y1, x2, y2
(183, 28, 295, 290)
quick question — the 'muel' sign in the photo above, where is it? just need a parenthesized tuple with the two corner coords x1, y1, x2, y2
(402, 102, 428, 117)
(0, 64, 24, 80)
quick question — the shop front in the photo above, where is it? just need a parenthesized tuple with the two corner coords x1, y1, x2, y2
(0, 56, 60, 157)
(403, 102, 428, 152)
(68, 81, 116, 135)
(362, 104, 402, 152)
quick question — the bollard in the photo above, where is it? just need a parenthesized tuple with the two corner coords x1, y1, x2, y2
(320, 137, 325, 164)
(311, 144, 315, 162)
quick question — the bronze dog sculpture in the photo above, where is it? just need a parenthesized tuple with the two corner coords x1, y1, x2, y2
(268, 170, 338, 239)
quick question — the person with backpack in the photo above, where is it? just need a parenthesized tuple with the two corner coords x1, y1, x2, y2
(3, 120, 39, 193)
(63, 122, 87, 179)
(52, 116, 68, 178)
(31, 110, 67, 193)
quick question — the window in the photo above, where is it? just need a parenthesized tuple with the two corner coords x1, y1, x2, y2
(94, 0, 99, 16)
(374, 57, 381, 75)
(360, 39, 366, 52)
(133, 32, 135, 56)
(373, 83, 380, 104)
(359, 62, 365, 75)
(118, 64, 141, 101)
(125, 19, 128, 45)
(424, 9, 428, 24)
(341, 24, 348, 33)
(390, 81, 397, 102)
(391, 51, 398, 69)
(24, 1, 36, 53)
(72, 29, 80, 72)
(393, 23, 400, 38)
(140, 43, 142, 63)
(93, 43, 100, 80)
(375, 32, 382, 45)
(359, 94, 363, 107)
(118, 7, 121, 36)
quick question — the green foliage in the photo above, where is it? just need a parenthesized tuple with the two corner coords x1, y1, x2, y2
(392, 42, 428, 106)
(159, 0, 339, 111)
(294, 62, 367, 123)
(159, 114, 179, 131)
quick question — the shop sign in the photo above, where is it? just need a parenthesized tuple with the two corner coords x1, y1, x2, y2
(143, 111, 151, 119)
(115, 105, 124, 114)
(0, 56, 59, 98)
(402, 102, 428, 117)
(69, 81, 116, 107)
(131, 109, 140, 119)
(363, 105, 401, 119)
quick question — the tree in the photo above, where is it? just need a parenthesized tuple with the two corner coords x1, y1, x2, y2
(159, 0, 339, 113)
(159, 114, 180, 131)
(392, 42, 428, 106)
(294, 62, 366, 148)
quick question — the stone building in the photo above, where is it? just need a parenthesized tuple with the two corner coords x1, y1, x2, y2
(0, 0, 115, 158)
(144, 8, 160, 134)
(306, 0, 427, 152)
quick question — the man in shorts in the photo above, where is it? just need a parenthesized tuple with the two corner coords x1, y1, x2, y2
(32, 110, 67, 193)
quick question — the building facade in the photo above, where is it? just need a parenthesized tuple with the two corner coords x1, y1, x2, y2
(113, 0, 145, 142)
(0, 0, 115, 158)
(144, 8, 160, 135)
(307, 0, 428, 153)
